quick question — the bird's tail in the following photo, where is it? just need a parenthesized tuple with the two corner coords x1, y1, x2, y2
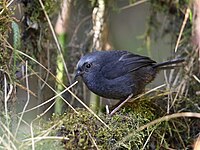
(152, 58, 185, 69)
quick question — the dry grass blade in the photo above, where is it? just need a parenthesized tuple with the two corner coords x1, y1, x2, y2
(130, 84, 166, 102)
(0, 121, 18, 150)
(109, 94, 133, 116)
(174, 7, 191, 52)
(13, 49, 78, 113)
(141, 128, 155, 150)
(27, 114, 67, 148)
(23, 136, 69, 142)
(0, 0, 15, 15)
(0, 136, 17, 150)
(138, 112, 200, 131)
(67, 89, 110, 129)
(193, 74, 200, 83)
(172, 49, 197, 107)
(15, 61, 30, 137)
(18, 81, 78, 115)
(15, 82, 37, 97)
(120, 0, 149, 10)
(38, 0, 71, 84)
(23, 120, 63, 146)
(0, 121, 18, 143)
(115, 112, 200, 148)
(194, 135, 200, 150)
(87, 131, 99, 150)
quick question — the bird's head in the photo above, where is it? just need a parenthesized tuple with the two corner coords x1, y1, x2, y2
(75, 52, 102, 81)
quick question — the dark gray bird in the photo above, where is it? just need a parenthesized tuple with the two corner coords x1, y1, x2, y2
(75, 50, 184, 102)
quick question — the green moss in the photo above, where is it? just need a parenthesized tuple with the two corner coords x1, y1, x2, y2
(23, 0, 59, 23)
(0, 3, 13, 35)
(0, 2, 15, 79)
(42, 105, 155, 149)
(37, 92, 200, 149)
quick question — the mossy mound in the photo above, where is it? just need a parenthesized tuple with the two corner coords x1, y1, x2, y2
(40, 94, 200, 150)
(48, 107, 154, 150)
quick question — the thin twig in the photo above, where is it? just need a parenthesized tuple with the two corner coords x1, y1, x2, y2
(87, 130, 99, 150)
(38, 0, 72, 84)
(129, 84, 166, 102)
(69, 15, 92, 47)
(193, 74, 200, 83)
(16, 49, 108, 128)
(109, 94, 133, 116)
(142, 128, 155, 150)
(120, 0, 149, 11)
(15, 50, 78, 113)
(174, 8, 190, 52)
(0, 0, 15, 15)
(115, 112, 200, 148)
(15, 61, 30, 137)
(18, 81, 78, 114)
(0, 121, 18, 145)
(23, 136, 69, 142)
(30, 121, 35, 150)
(24, 120, 63, 146)
(67, 89, 110, 129)
(15, 82, 37, 97)
(138, 112, 200, 131)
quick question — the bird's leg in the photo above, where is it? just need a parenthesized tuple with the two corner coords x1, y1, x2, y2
(106, 105, 110, 114)
(109, 94, 133, 116)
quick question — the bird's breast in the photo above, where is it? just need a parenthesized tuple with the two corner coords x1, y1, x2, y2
(83, 73, 134, 99)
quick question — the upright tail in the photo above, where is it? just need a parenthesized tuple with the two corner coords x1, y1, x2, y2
(152, 58, 185, 69)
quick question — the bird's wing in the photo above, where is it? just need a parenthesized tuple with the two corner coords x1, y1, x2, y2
(101, 52, 156, 79)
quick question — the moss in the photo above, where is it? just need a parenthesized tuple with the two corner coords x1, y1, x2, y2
(43, 103, 155, 149)
(0, 1, 13, 65)
(0, 2, 16, 86)
(150, 0, 190, 15)
(21, 0, 59, 22)
(36, 92, 200, 149)
(0, 2, 13, 35)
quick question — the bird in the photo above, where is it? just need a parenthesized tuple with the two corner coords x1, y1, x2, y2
(75, 50, 184, 115)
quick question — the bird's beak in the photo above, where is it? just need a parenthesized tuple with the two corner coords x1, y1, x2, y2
(74, 70, 84, 81)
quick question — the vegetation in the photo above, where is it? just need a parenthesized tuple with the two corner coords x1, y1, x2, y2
(0, 0, 199, 149)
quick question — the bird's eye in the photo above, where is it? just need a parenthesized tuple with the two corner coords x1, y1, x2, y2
(86, 63, 91, 68)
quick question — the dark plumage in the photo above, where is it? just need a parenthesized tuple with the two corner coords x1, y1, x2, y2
(75, 50, 184, 100)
